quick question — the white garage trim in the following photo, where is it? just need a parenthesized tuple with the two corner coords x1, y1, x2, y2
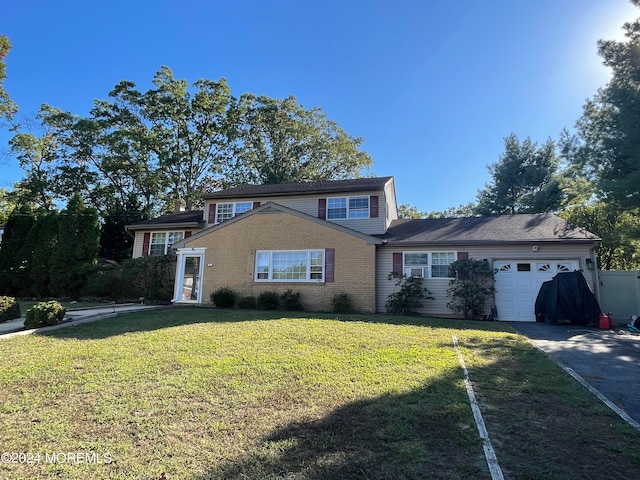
(494, 259, 579, 321)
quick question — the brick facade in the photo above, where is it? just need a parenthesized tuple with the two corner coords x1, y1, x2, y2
(182, 210, 377, 313)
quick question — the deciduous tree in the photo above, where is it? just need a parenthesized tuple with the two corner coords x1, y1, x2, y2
(225, 94, 371, 185)
(0, 35, 17, 124)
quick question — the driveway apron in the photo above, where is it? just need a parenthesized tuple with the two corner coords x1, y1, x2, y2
(509, 322, 640, 427)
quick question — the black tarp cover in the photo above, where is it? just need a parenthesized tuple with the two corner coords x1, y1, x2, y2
(534, 271, 601, 325)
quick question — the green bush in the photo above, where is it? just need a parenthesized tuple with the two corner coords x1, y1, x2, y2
(211, 287, 238, 308)
(0, 296, 21, 323)
(121, 256, 174, 302)
(24, 301, 66, 329)
(385, 275, 433, 315)
(331, 292, 353, 313)
(447, 258, 496, 319)
(281, 289, 303, 311)
(257, 291, 279, 310)
(237, 295, 257, 309)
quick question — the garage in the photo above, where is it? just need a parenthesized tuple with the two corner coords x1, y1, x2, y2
(494, 260, 579, 321)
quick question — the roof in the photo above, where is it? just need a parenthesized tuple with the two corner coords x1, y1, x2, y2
(125, 210, 204, 231)
(378, 214, 600, 245)
(202, 176, 394, 199)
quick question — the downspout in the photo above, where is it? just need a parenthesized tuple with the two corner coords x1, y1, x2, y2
(590, 241, 601, 305)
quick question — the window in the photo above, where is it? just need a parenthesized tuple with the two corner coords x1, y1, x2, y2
(216, 202, 252, 223)
(255, 250, 324, 282)
(404, 252, 429, 278)
(403, 251, 456, 279)
(432, 252, 456, 278)
(326, 196, 369, 219)
(149, 231, 184, 256)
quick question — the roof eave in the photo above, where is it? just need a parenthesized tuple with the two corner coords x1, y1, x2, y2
(380, 238, 600, 246)
(125, 222, 204, 232)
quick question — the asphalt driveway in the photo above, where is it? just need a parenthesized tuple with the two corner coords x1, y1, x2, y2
(509, 321, 640, 428)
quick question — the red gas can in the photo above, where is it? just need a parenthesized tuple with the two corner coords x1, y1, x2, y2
(598, 313, 612, 330)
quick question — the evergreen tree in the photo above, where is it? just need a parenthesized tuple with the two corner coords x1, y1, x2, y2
(475, 134, 563, 215)
(48, 194, 100, 298)
(0, 206, 36, 295)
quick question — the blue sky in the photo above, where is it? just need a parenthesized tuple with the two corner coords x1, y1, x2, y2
(0, 0, 636, 212)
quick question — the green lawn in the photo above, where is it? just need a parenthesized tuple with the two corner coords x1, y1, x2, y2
(0, 308, 639, 479)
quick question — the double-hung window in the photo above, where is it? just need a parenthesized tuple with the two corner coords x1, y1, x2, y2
(255, 250, 324, 282)
(327, 196, 369, 219)
(431, 252, 456, 278)
(149, 231, 184, 256)
(216, 202, 252, 223)
(403, 251, 456, 278)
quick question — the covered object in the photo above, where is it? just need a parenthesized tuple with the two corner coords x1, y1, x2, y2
(535, 271, 601, 325)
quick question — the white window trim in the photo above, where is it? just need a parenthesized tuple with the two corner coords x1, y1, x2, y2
(216, 201, 253, 224)
(326, 195, 370, 220)
(255, 249, 325, 282)
(150, 231, 185, 256)
(403, 251, 457, 279)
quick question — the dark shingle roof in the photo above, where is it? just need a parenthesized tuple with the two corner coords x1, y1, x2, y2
(127, 210, 204, 229)
(202, 176, 393, 199)
(379, 214, 600, 244)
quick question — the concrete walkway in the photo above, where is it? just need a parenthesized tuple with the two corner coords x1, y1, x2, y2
(0, 303, 164, 337)
(509, 322, 640, 428)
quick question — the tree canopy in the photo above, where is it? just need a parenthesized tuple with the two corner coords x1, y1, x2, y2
(0, 34, 17, 124)
(225, 94, 371, 186)
(563, 0, 640, 211)
(475, 134, 563, 215)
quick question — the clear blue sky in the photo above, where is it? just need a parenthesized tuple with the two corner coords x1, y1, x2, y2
(0, 0, 636, 212)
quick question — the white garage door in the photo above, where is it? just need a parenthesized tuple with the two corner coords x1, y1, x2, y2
(494, 260, 578, 321)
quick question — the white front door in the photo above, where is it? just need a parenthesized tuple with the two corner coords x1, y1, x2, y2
(174, 248, 206, 303)
(494, 260, 578, 321)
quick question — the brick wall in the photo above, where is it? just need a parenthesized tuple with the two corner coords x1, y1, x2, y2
(183, 210, 377, 313)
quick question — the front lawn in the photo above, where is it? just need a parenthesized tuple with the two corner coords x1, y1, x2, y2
(0, 308, 639, 479)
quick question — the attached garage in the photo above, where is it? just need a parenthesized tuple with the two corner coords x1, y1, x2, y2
(494, 260, 579, 321)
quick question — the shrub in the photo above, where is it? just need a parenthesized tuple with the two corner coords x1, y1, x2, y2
(446, 258, 496, 319)
(281, 289, 303, 311)
(24, 300, 66, 329)
(211, 287, 238, 308)
(257, 291, 279, 310)
(237, 295, 257, 309)
(385, 275, 433, 315)
(0, 296, 21, 323)
(331, 292, 353, 313)
(121, 256, 174, 302)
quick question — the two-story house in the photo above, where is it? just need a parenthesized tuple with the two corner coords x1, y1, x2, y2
(125, 176, 600, 320)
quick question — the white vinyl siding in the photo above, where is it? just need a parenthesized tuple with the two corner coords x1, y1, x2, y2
(204, 190, 388, 234)
(376, 244, 598, 316)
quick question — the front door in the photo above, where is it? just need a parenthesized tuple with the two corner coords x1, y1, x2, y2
(174, 249, 205, 303)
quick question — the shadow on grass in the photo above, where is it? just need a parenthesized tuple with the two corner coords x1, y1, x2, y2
(201, 369, 488, 480)
(197, 354, 640, 480)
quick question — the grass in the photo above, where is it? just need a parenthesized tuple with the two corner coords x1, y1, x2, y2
(0, 308, 639, 479)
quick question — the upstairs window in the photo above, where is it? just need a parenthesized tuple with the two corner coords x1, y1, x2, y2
(216, 202, 252, 223)
(149, 231, 184, 256)
(327, 196, 369, 219)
